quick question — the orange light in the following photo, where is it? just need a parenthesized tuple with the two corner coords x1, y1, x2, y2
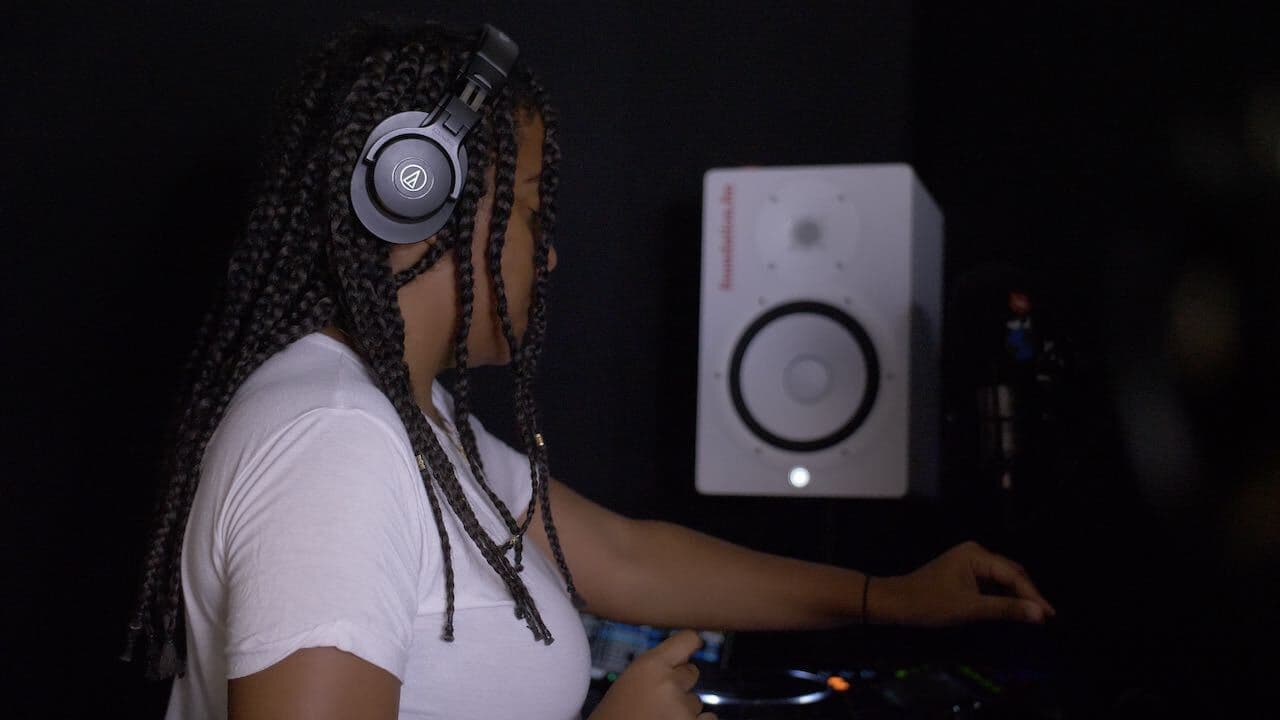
(826, 676, 850, 692)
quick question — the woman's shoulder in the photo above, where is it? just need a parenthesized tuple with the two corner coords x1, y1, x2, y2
(211, 333, 411, 463)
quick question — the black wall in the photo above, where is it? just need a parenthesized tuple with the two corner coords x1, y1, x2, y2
(3, 2, 1275, 717)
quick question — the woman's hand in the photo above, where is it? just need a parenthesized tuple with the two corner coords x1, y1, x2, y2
(872, 541, 1057, 627)
(587, 629, 717, 720)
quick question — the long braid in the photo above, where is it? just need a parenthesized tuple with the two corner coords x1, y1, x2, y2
(483, 86, 524, 356)
(121, 19, 570, 681)
(520, 66, 585, 608)
(476, 88, 551, 579)
(439, 95, 537, 623)
(452, 84, 541, 576)
(475, 62, 584, 610)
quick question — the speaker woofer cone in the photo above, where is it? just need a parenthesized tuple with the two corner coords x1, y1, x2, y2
(728, 301, 880, 453)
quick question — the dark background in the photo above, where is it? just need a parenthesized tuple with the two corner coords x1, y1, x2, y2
(3, 1, 1277, 717)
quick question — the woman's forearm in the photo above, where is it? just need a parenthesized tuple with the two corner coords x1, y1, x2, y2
(601, 519, 901, 631)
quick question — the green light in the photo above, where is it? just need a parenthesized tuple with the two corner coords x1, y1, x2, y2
(956, 664, 1003, 694)
(895, 669, 908, 679)
(606, 672, 617, 681)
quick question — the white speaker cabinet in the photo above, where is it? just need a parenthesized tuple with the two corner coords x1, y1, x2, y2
(695, 164, 943, 499)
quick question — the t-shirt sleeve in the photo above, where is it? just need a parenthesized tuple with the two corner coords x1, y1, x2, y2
(218, 407, 423, 682)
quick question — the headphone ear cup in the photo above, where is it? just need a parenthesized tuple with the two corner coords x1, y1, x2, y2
(350, 110, 464, 244)
(347, 25, 516, 246)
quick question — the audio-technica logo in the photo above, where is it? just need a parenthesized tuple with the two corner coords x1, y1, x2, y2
(392, 157, 435, 199)
(400, 164, 428, 192)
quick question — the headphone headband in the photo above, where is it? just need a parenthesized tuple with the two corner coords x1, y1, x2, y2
(457, 24, 518, 109)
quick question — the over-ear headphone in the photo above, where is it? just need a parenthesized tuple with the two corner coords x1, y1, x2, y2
(349, 24, 519, 245)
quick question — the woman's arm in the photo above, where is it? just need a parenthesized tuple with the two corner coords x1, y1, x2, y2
(525, 479, 870, 629)
(597, 517, 879, 630)
(527, 479, 1055, 630)
(228, 647, 400, 719)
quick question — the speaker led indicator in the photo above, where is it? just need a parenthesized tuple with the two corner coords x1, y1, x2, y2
(789, 466, 811, 488)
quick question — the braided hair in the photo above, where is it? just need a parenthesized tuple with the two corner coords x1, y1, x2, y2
(119, 17, 584, 681)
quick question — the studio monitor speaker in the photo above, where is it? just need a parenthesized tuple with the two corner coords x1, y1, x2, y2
(695, 164, 943, 498)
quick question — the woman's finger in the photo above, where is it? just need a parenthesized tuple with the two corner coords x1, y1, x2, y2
(651, 629, 704, 667)
(978, 594, 1046, 623)
(683, 689, 704, 716)
(674, 662, 700, 692)
(977, 554, 1055, 615)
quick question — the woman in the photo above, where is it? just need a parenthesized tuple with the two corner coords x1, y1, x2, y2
(121, 17, 1055, 720)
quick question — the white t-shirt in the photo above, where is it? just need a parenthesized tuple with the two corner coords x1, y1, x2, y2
(165, 331, 591, 719)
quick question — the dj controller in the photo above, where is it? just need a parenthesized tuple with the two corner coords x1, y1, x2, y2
(577, 615, 1066, 719)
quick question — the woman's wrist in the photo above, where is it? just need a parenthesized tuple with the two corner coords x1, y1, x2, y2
(862, 573, 909, 626)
